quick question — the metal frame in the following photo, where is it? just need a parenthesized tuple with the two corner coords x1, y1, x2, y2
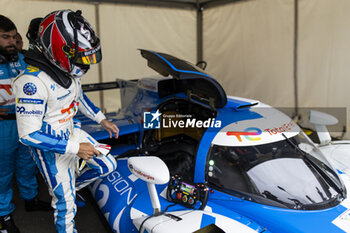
(61, 0, 198, 9)
(64, 0, 251, 65)
(201, 0, 251, 9)
(60, 0, 240, 8)
(62, 0, 250, 11)
(293, 0, 299, 118)
(196, 1, 203, 62)
(93, 3, 105, 110)
(82, 81, 120, 92)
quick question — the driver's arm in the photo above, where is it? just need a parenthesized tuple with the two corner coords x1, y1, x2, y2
(77, 82, 119, 138)
(77, 90, 106, 123)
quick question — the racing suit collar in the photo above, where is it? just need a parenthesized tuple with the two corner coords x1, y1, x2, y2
(24, 48, 72, 88)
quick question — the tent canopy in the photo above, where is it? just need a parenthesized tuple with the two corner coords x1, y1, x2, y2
(61, 0, 247, 9)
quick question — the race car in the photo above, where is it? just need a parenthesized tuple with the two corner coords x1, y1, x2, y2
(78, 49, 350, 233)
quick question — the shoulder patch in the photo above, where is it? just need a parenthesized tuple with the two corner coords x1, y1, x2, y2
(24, 65, 41, 75)
(23, 82, 37, 95)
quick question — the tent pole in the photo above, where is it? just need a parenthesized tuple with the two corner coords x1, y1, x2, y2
(202, 0, 251, 9)
(94, 2, 105, 112)
(196, 1, 203, 63)
(293, 0, 299, 118)
(60, 0, 196, 9)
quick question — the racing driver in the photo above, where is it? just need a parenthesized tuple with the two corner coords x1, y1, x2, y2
(13, 10, 118, 233)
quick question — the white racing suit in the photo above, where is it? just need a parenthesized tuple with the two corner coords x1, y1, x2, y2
(13, 65, 117, 233)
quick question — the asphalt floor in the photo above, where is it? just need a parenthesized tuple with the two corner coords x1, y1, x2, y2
(12, 174, 113, 233)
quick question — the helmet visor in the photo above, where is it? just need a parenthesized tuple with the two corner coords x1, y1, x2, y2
(74, 44, 102, 65)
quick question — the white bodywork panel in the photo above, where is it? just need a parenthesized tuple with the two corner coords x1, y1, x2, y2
(321, 143, 350, 232)
(320, 144, 350, 175)
(213, 106, 300, 147)
(133, 210, 258, 233)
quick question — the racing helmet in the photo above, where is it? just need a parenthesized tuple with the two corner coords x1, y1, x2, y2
(37, 10, 101, 77)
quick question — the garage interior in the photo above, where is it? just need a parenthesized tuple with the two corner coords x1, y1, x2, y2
(2, 0, 350, 232)
(3, 0, 350, 132)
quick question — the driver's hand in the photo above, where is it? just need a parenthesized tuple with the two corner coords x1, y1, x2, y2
(100, 119, 119, 139)
(77, 142, 101, 160)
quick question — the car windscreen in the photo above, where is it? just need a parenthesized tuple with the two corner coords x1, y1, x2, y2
(206, 132, 346, 210)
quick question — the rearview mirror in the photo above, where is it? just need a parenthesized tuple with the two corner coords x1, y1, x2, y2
(128, 156, 170, 215)
(309, 110, 338, 145)
(309, 110, 338, 126)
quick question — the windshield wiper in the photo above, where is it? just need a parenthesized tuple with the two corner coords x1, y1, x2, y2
(208, 181, 291, 208)
(281, 133, 345, 199)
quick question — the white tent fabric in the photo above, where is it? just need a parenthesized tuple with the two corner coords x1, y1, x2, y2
(2, 0, 350, 136)
(203, 0, 294, 107)
(99, 3, 196, 111)
(0, 0, 101, 106)
(298, 0, 350, 137)
(0, 0, 196, 111)
(202, 0, 350, 136)
(298, 0, 350, 109)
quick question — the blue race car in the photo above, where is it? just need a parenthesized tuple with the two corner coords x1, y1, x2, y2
(79, 50, 350, 233)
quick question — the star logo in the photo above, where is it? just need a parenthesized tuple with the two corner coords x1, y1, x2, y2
(150, 110, 161, 122)
(143, 110, 161, 129)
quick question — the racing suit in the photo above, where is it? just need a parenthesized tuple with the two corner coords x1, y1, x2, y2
(13, 65, 117, 233)
(0, 53, 39, 217)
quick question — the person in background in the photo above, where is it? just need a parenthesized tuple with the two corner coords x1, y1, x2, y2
(14, 33, 24, 54)
(13, 10, 119, 233)
(0, 15, 51, 233)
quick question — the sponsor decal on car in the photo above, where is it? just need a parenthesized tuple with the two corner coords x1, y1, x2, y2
(134, 168, 154, 181)
(227, 127, 262, 142)
(225, 121, 297, 143)
(129, 165, 154, 181)
(264, 120, 296, 136)
(332, 209, 350, 232)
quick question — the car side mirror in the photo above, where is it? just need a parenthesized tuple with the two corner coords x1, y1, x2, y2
(309, 110, 338, 145)
(128, 156, 170, 215)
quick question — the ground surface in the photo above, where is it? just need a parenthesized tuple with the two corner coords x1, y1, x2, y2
(12, 174, 113, 233)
